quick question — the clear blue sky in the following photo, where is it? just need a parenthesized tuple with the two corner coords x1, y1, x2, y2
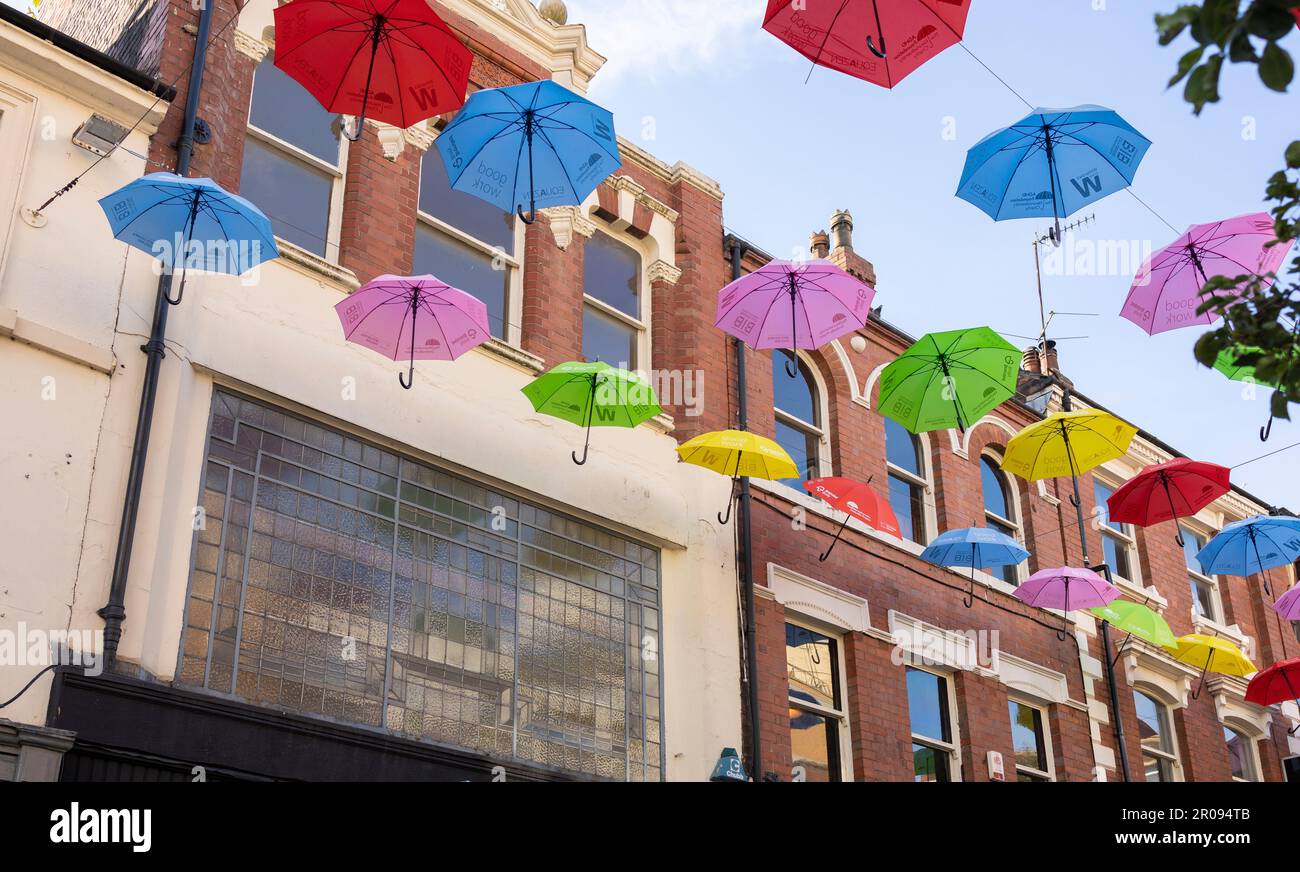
(570, 0, 1299, 508)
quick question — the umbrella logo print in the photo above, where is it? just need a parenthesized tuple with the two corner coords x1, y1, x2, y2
(592, 118, 613, 141)
(1070, 172, 1104, 198)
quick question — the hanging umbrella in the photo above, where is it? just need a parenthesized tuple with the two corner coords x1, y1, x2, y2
(1196, 515, 1300, 596)
(1272, 585, 1300, 621)
(335, 273, 490, 389)
(1120, 212, 1294, 336)
(761, 0, 974, 88)
(1014, 566, 1120, 639)
(921, 527, 1030, 608)
(1089, 600, 1177, 650)
(878, 327, 1019, 433)
(521, 362, 662, 466)
(1170, 634, 1256, 699)
(1104, 458, 1231, 547)
(98, 173, 277, 306)
(1211, 341, 1294, 442)
(956, 105, 1151, 244)
(1001, 410, 1137, 502)
(272, 0, 472, 141)
(434, 80, 621, 223)
(1246, 658, 1300, 735)
(804, 476, 900, 561)
(677, 430, 798, 524)
(715, 259, 875, 377)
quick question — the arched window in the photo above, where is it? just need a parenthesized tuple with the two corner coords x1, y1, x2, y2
(1134, 690, 1180, 782)
(583, 231, 646, 369)
(981, 454, 1022, 584)
(885, 418, 928, 545)
(1224, 726, 1259, 782)
(773, 350, 826, 484)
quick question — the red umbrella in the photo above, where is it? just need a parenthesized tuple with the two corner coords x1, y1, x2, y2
(804, 476, 900, 561)
(1105, 458, 1231, 547)
(762, 0, 974, 88)
(1247, 658, 1300, 734)
(273, 0, 472, 141)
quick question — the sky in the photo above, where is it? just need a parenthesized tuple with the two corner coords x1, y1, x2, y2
(567, 0, 1300, 508)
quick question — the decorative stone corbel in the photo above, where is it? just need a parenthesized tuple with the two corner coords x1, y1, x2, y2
(646, 259, 683, 286)
(540, 205, 597, 250)
(233, 31, 271, 64)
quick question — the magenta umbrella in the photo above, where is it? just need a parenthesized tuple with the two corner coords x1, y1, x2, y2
(1272, 586, 1300, 622)
(1120, 212, 1295, 335)
(1014, 566, 1120, 639)
(335, 274, 490, 389)
(715, 259, 875, 376)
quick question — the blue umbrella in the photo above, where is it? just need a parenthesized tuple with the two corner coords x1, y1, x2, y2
(435, 80, 621, 224)
(99, 173, 277, 306)
(922, 527, 1031, 608)
(956, 105, 1151, 244)
(1197, 515, 1300, 596)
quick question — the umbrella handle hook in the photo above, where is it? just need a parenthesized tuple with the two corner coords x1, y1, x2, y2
(866, 35, 887, 58)
(163, 270, 186, 306)
(718, 478, 739, 526)
(1068, 492, 1081, 509)
(785, 355, 799, 379)
(1261, 415, 1274, 442)
(517, 205, 538, 225)
(818, 515, 851, 563)
(1055, 627, 1069, 642)
(963, 588, 975, 609)
(1173, 528, 1186, 548)
(398, 364, 414, 391)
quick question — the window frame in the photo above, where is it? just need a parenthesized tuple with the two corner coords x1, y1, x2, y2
(1133, 688, 1181, 782)
(980, 450, 1024, 585)
(1182, 523, 1224, 626)
(784, 616, 852, 782)
(1223, 724, 1261, 783)
(415, 141, 525, 347)
(582, 227, 650, 371)
(773, 350, 833, 483)
(1094, 476, 1141, 586)
(907, 665, 961, 782)
(885, 422, 934, 547)
(1007, 696, 1055, 782)
(243, 46, 348, 263)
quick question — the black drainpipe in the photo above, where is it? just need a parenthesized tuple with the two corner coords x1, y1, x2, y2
(100, 1, 217, 664)
(727, 237, 763, 781)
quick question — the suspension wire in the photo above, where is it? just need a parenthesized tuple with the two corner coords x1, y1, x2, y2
(1233, 440, 1300, 470)
(29, 4, 244, 215)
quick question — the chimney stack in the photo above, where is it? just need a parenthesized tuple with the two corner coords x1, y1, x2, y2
(1042, 339, 1060, 374)
(810, 230, 829, 259)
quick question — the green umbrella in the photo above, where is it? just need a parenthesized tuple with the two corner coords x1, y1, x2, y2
(1212, 345, 1280, 390)
(1088, 600, 1177, 650)
(878, 327, 1020, 434)
(522, 361, 662, 465)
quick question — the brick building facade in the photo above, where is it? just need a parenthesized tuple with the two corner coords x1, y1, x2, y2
(0, 0, 1294, 781)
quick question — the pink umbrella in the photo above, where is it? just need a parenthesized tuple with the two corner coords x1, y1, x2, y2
(1120, 212, 1295, 335)
(1014, 566, 1120, 639)
(335, 274, 490, 389)
(715, 259, 875, 375)
(1272, 586, 1300, 622)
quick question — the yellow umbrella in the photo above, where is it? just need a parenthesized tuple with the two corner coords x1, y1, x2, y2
(1170, 633, 1256, 698)
(677, 429, 799, 524)
(1001, 410, 1138, 482)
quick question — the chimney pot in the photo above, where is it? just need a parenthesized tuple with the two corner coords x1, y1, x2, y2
(830, 210, 854, 252)
(810, 230, 829, 259)
(1043, 339, 1060, 374)
(1021, 346, 1042, 374)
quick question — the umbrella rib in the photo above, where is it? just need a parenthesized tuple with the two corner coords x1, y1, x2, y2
(532, 123, 586, 204)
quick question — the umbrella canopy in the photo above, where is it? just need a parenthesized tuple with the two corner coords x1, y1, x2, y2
(715, 259, 875, 375)
(878, 327, 1019, 433)
(1120, 213, 1294, 335)
(521, 362, 662, 465)
(1170, 634, 1256, 679)
(761, 0, 974, 88)
(1197, 516, 1300, 592)
(1015, 567, 1120, 611)
(1088, 600, 1177, 649)
(1246, 657, 1300, 707)
(1272, 585, 1300, 621)
(1001, 410, 1138, 482)
(273, 0, 472, 139)
(335, 274, 490, 389)
(434, 80, 621, 223)
(804, 476, 900, 560)
(1104, 458, 1231, 545)
(98, 173, 277, 305)
(677, 430, 798, 524)
(1213, 344, 1282, 390)
(956, 105, 1151, 242)
(922, 526, 1030, 608)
